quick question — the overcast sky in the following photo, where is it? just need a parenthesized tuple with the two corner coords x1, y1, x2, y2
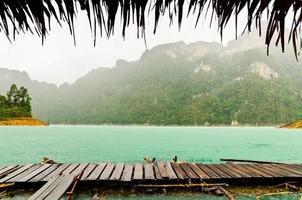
(0, 7, 266, 85)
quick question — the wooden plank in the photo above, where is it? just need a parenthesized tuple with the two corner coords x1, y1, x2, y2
(180, 163, 199, 179)
(30, 164, 60, 182)
(28, 175, 63, 200)
(144, 164, 155, 180)
(71, 163, 89, 175)
(44, 175, 76, 200)
(42, 164, 70, 181)
(0, 166, 18, 175)
(197, 164, 220, 179)
(285, 164, 302, 171)
(266, 164, 291, 177)
(9, 165, 42, 182)
(276, 164, 302, 176)
(0, 164, 34, 182)
(261, 164, 296, 177)
(120, 164, 133, 182)
(171, 163, 188, 180)
(155, 161, 169, 179)
(188, 163, 210, 179)
(222, 164, 251, 178)
(18, 164, 52, 182)
(0, 165, 19, 177)
(213, 164, 241, 178)
(6, 161, 302, 186)
(110, 163, 124, 181)
(240, 164, 273, 178)
(227, 163, 261, 177)
(293, 164, 302, 169)
(99, 163, 115, 180)
(165, 162, 177, 179)
(133, 163, 143, 180)
(252, 164, 282, 177)
(279, 164, 302, 177)
(40, 176, 66, 199)
(0, 166, 8, 170)
(205, 164, 231, 178)
(281, 164, 302, 171)
(86, 163, 106, 180)
(81, 164, 97, 180)
(220, 159, 282, 164)
(269, 164, 301, 177)
(0, 167, 8, 172)
(291, 164, 302, 169)
(62, 164, 79, 175)
(153, 163, 162, 180)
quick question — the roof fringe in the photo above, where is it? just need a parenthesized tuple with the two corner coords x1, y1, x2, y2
(0, 0, 301, 57)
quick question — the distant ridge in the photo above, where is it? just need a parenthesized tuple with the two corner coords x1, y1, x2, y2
(0, 31, 301, 126)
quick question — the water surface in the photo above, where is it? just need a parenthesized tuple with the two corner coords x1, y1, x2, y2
(0, 126, 301, 165)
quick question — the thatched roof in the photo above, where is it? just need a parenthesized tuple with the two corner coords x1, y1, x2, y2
(1, 0, 301, 57)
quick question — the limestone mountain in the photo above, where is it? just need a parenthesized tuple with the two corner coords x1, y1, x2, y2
(0, 33, 301, 125)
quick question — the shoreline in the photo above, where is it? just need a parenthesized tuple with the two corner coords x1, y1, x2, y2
(0, 118, 48, 126)
(279, 120, 302, 128)
(41, 124, 278, 128)
(2, 120, 299, 128)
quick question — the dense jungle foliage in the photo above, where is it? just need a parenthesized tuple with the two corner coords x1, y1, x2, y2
(0, 84, 32, 119)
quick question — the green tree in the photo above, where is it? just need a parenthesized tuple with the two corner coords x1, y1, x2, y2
(0, 84, 32, 119)
(6, 84, 19, 107)
(0, 95, 7, 107)
(19, 87, 31, 107)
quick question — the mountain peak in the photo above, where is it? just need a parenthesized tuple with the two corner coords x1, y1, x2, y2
(0, 68, 31, 85)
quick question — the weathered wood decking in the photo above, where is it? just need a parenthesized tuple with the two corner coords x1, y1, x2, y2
(1, 161, 302, 184)
(1, 161, 302, 199)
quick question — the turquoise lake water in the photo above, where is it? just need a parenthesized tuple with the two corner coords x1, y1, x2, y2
(0, 126, 302, 199)
(0, 126, 301, 165)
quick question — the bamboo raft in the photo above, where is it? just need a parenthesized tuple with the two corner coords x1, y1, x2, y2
(1, 161, 302, 199)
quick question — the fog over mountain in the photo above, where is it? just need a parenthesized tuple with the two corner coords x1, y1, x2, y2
(0, 32, 301, 125)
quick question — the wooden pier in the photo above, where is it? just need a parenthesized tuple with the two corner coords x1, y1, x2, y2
(1, 161, 302, 199)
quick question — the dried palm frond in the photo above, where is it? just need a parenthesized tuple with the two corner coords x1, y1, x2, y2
(0, 0, 301, 58)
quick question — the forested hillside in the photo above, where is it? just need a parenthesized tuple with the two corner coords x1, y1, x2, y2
(1, 33, 301, 125)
